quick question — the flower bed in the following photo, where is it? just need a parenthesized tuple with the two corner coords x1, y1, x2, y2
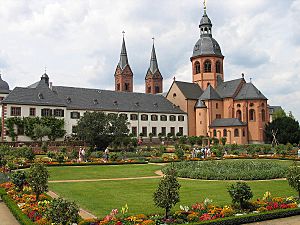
(78, 194, 300, 225)
(1, 180, 300, 225)
(165, 160, 289, 180)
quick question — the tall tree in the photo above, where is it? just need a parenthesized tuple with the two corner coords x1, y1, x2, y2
(27, 163, 49, 201)
(272, 108, 286, 120)
(265, 117, 300, 144)
(76, 112, 129, 149)
(153, 164, 181, 219)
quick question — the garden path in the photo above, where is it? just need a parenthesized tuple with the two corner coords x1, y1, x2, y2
(0, 197, 20, 225)
(245, 215, 300, 224)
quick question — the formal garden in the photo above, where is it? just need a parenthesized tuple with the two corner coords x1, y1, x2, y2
(1, 112, 300, 224)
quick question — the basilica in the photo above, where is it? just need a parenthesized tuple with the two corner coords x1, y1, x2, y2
(0, 5, 274, 144)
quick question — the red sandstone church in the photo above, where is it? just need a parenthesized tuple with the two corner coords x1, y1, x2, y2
(166, 6, 269, 144)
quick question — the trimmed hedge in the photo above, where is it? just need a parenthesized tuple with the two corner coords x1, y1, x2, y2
(16, 161, 148, 169)
(0, 191, 34, 225)
(191, 208, 300, 225)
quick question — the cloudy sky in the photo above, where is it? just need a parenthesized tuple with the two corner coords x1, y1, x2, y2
(1, 0, 300, 119)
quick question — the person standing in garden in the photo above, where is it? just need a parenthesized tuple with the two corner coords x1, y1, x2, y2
(104, 147, 109, 162)
(81, 148, 86, 162)
(78, 147, 82, 162)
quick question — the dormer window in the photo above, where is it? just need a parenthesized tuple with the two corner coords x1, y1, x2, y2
(113, 100, 118, 106)
(93, 99, 98, 105)
(66, 97, 71, 103)
(38, 93, 44, 99)
(135, 102, 139, 107)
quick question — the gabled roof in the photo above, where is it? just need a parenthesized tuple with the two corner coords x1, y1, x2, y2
(199, 85, 221, 100)
(210, 118, 246, 128)
(235, 83, 267, 100)
(52, 86, 185, 114)
(216, 78, 244, 98)
(2, 80, 65, 107)
(173, 81, 203, 100)
(195, 99, 207, 108)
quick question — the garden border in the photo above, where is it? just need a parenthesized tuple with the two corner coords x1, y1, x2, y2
(190, 208, 300, 225)
(0, 188, 34, 225)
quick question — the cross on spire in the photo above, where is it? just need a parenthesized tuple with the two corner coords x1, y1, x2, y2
(122, 31, 125, 38)
(203, 0, 207, 14)
(152, 37, 155, 44)
(44, 66, 47, 74)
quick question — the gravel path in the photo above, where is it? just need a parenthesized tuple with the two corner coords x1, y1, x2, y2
(0, 197, 20, 225)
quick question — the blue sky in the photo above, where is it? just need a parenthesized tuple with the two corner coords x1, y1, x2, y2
(0, 0, 300, 119)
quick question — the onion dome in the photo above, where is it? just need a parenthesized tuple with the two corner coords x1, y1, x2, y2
(0, 74, 10, 93)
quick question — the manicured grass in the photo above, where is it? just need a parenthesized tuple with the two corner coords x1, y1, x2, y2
(49, 179, 296, 218)
(48, 164, 162, 180)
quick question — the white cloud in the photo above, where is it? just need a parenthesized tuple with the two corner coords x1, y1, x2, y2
(0, 0, 300, 119)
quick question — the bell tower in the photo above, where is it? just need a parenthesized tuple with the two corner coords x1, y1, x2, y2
(115, 32, 133, 92)
(145, 38, 163, 94)
(190, 2, 224, 90)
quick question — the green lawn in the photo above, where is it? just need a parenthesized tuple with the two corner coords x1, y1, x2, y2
(48, 164, 162, 181)
(49, 179, 296, 218)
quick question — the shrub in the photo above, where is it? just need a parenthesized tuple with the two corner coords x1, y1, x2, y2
(0, 172, 9, 184)
(18, 147, 35, 161)
(46, 197, 79, 225)
(287, 162, 300, 198)
(27, 163, 49, 201)
(47, 151, 55, 159)
(228, 182, 253, 209)
(175, 147, 185, 160)
(10, 171, 27, 191)
(153, 164, 181, 219)
(55, 152, 65, 163)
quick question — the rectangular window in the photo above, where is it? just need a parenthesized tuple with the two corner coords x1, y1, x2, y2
(152, 127, 157, 136)
(54, 109, 64, 117)
(119, 113, 128, 120)
(151, 115, 158, 121)
(216, 114, 221, 119)
(131, 127, 137, 136)
(169, 115, 176, 121)
(161, 127, 166, 136)
(142, 127, 147, 137)
(41, 108, 52, 117)
(70, 111, 80, 119)
(130, 114, 138, 120)
(179, 127, 184, 135)
(29, 108, 36, 116)
(178, 115, 185, 121)
(10, 107, 21, 116)
(216, 103, 219, 109)
(141, 114, 148, 121)
(72, 126, 78, 133)
(170, 127, 175, 136)
(160, 115, 167, 121)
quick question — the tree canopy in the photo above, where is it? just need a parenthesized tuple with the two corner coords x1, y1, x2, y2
(265, 116, 300, 144)
(76, 112, 129, 148)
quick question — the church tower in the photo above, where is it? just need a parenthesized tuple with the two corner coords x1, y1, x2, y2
(145, 40, 163, 94)
(191, 3, 224, 90)
(115, 34, 133, 92)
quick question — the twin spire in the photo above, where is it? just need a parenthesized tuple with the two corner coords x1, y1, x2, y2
(118, 34, 159, 74)
(115, 33, 163, 94)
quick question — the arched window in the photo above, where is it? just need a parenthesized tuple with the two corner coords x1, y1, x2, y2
(236, 110, 242, 120)
(216, 61, 221, 73)
(223, 129, 227, 137)
(195, 61, 201, 74)
(249, 109, 256, 121)
(155, 86, 160, 94)
(261, 109, 266, 122)
(234, 128, 239, 137)
(204, 60, 212, 72)
(125, 83, 129, 91)
(213, 129, 217, 137)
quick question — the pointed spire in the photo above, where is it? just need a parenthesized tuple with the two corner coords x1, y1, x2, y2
(149, 37, 159, 74)
(118, 31, 129, 70)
